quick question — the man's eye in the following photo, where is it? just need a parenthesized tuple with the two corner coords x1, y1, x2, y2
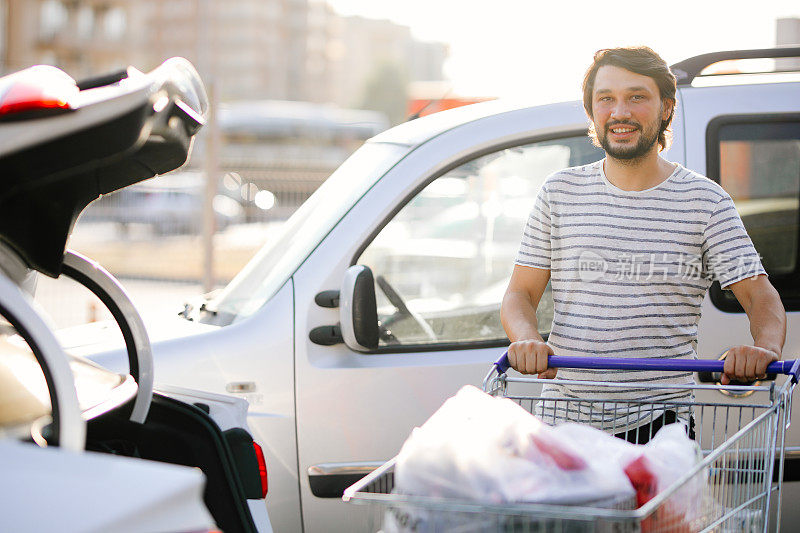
(631, 95, 645, 101)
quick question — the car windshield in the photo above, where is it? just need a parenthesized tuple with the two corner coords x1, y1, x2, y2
(203, 141, 411, 324)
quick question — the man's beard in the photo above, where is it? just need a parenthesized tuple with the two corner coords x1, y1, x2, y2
(598, 119, 660, 161)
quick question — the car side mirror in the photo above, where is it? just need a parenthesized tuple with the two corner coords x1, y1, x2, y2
(339, 265, 379, 352)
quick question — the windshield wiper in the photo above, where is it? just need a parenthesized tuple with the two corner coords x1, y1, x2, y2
(199, 301, 217, 316)
(178, 297, 217, 321)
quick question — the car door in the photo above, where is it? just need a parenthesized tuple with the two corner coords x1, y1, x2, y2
(681, 80, 800, 525)
(293, 102, 605, 532)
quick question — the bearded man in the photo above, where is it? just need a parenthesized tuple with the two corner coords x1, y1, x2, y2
(500, 46, 786, 443)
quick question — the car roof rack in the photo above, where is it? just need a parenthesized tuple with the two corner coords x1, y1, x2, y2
(671, 45, 800, 87)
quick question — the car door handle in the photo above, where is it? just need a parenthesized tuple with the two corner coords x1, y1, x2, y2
(308, 462, 383, 498)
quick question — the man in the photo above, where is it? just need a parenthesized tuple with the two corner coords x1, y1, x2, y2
(500, 47, 786, 441)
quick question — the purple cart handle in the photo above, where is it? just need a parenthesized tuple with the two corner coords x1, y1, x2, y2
(494, 351, 800, 384)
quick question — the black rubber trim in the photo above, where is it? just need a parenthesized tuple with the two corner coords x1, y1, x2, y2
(705, 113, 800, 313)
(0, 301, 64, 447)
(716, 456, 800, 484)
(352, 267, 379, 349)
(61, 261, 140, 380)
(363, 338, 510, 355)
(76, 69, 129, 91)
(309, 325, 343, 346)
(309, 455, 800, 500)
(314, 290, 340, 308)
(224, 428, 263, 500)
(309, 473, 368, 499)
(778, 456, 800, 483)
(194, 402, 211, 414)
(359, 332, 546, 355)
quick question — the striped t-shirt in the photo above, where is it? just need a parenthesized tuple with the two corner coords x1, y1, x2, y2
(515, 159, 765, 430)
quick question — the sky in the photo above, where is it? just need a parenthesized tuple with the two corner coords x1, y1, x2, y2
(326, 0, 800, 103)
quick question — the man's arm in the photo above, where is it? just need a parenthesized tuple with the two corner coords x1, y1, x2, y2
(722, 274, 786, 385)
(500, 265, 556, 377)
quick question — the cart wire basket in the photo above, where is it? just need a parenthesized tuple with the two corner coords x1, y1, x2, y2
(344, 353, 800, 533)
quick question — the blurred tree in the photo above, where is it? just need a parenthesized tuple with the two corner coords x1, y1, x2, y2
(359, 61, 409, 125)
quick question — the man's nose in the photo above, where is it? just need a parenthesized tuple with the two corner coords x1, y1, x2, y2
(610, 102, 632, 120)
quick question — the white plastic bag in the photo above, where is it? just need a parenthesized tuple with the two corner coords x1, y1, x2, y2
(393, 385, 636, 505)
(388, 385, 707, 533)
(623, 423, 706, 530)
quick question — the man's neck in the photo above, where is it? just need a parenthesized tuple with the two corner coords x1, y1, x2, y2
(603, 149, 676, 191)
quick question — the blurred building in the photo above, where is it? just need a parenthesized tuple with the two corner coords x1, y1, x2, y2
(304, 0, 339, 103)
(0, 0, 311, 100)
(1, 0, 447, 105)
(135, 0, 309, 101)
(321, 14, 448, 110)
(2, 0, 132, 76)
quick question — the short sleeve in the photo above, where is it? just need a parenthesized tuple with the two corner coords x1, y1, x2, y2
(702, 194, 766, 289)
(515, 186, 551, 270)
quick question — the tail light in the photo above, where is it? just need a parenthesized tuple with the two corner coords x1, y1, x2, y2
(0, 65, 78, 119)
(253, 441, 268, 498)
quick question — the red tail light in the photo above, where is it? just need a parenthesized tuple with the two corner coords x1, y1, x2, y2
(253, 441, 268, 498)
(0, 65, 77, 118)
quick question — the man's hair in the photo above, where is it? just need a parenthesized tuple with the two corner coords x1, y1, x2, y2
(582, 47, 677, 151)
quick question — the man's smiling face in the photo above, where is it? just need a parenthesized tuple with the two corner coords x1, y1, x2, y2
(591, 65, 671, 161)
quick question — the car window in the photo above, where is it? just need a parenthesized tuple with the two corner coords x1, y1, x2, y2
(357, 135, 603, 348)
(205, 141, 411, 324)
(708, 117, 800, 311)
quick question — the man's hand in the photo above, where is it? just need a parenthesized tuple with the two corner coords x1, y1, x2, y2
(507, 339, 557, 378)
(725, 276, 785, 385)
(720, 346, 780, 385)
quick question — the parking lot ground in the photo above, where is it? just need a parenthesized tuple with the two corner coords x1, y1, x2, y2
(31, 220, 285, 329)
(66, 221, 282, 283)
(34, 275, 211, 329)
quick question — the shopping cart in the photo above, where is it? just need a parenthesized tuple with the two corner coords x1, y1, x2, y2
(344, 353, 800, 532)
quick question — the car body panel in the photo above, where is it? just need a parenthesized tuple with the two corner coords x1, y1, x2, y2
(147, 280, 299, 533)
(0, 439, 215, 533)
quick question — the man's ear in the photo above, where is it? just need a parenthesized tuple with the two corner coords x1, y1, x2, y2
(662, 98, 676, 121)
